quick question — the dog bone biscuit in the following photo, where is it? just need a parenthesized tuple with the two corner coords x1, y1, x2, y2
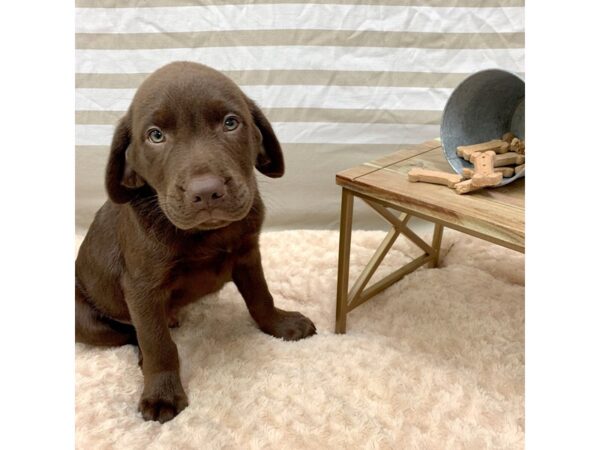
(498, 167, 515, 177)
(490, 152, 525, 167)
(495, 141, 510, 154)
(459, 143, 509, 160)
(457, 140, 509, 160)
(454, 179, 482, 194)
(463, 166, 514, 179)
(502, 132, 516, 143)
(408, 168, 464, 187)
(515, 163, 525, 175)
(510, 137, 525, 154)
(471, 151, 502, 187)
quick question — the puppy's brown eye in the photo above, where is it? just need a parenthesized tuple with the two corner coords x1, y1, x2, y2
(147, 128, 165, 143)
(223, 116, 240, 132)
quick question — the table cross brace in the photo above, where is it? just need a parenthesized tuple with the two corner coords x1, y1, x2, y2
(335, 188, 444, 333)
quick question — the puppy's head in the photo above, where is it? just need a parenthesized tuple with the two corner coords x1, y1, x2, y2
(105, 61, 284, 231)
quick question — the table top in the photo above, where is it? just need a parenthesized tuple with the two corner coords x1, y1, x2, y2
(336, 140, 525, 253)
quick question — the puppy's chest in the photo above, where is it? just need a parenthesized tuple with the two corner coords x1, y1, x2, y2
(166, 245, 237, 302)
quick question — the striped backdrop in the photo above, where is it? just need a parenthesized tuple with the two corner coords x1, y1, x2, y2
(75, 0, 525, 231)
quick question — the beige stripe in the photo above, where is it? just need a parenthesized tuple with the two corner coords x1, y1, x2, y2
(76, 143, 404, 154)
(76, 108, 442, 125)
(77, 73, 150, 89)
(76, 145, 110, 153)
(76, 0, 524, 8)
(76, 30, 524, 50)
(76, 71, 475, 89)
(76, 111, 122, 125)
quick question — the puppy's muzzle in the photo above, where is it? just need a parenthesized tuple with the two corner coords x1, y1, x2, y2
(178, 175, 226, 210)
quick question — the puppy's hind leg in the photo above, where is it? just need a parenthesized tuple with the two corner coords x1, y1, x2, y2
(76, 287, 137, 347)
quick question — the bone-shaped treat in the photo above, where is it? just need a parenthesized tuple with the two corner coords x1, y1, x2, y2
(488, 152, 525, 167)
(461, 168, 475, 178)
(471, 151, 502, 187)
(510, 137, 525, 155)
(408, 168, 464, 188)
(515, 164, 525, 175)
(497, 141, 510, 154)
(499, 166, 515, 177)
(463, 166, 514, 178)
(502, 132, 516, 143)
(459, 142, 510, 160)
(454, 179, 481, 194)
(457, 140, 509, 160)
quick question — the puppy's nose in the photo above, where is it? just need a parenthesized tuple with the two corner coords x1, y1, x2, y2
(183, 175, 226, 208)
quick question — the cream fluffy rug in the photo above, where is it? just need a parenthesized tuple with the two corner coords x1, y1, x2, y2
(75, 229, 524, 449)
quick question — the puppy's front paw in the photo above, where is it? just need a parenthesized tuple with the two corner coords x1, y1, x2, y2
(138, 371, 188, 423)
(260, 308, 317, 341)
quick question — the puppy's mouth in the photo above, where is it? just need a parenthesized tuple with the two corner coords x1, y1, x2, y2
(158, 191, 254, 232)
(195, 218, 230, 230)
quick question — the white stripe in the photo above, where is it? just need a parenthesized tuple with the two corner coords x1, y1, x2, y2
(76, 86, 452, 111)
(76, 47, 524, 74)
(76, 123, 439, 146)
(274, 122, 439, 144)
(76, 89, 133, 111)
(76, 125, 114, 146)
(75, 5, 524, 34)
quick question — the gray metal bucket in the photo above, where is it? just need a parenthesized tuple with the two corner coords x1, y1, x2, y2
(440, 69, 525, 186)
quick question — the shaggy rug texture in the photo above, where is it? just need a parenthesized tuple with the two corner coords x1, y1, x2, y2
(75, 229, 524, 449)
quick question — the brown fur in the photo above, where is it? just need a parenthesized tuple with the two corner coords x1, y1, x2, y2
(75, 61, 316, 423)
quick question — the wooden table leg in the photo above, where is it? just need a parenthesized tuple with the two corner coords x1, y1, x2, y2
(429, 223, 444, 268)
(335, 188, 354, 334)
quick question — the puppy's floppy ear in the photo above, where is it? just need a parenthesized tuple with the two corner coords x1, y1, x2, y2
(105, 111, 145, 204)
(246, 97, 284, 178)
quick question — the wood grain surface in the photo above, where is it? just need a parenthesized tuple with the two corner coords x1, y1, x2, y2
(336, 141, 525, 252)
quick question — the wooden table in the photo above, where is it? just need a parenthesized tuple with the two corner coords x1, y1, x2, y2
(334, 139, 524, 333)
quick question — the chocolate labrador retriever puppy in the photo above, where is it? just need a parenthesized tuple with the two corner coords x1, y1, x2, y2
(75, 61, 316, 423)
